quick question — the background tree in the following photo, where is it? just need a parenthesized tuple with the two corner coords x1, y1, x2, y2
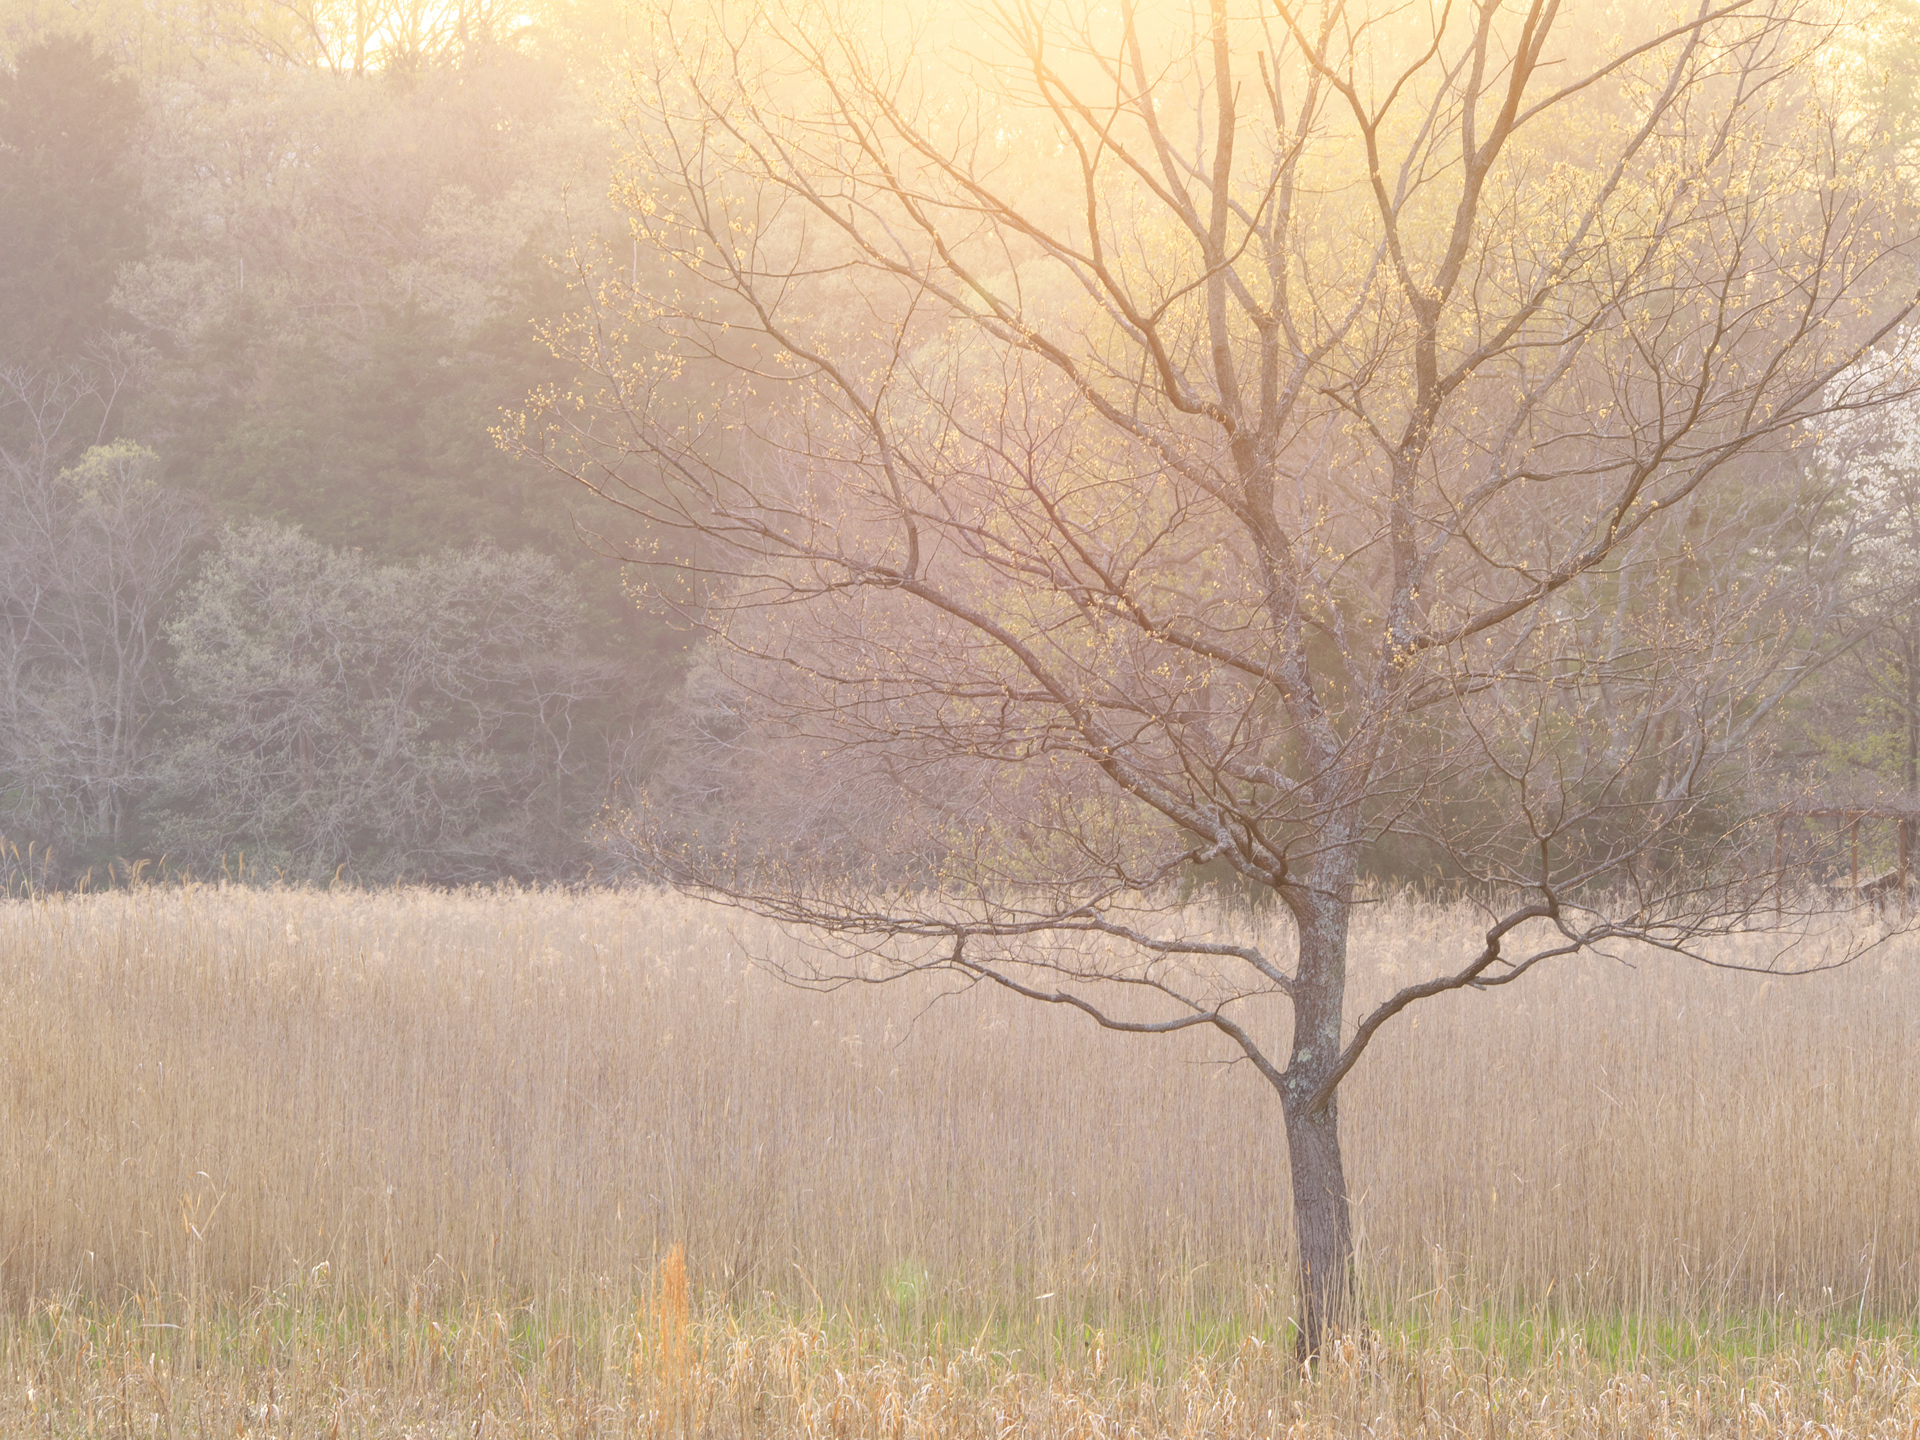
(119, 50, 602, 551)
(116, 40, 688, 665)
(528, 0, 1920, 1353)
(154, 523, 639, 883)
(0, 0, 687, 886)
(0, 414, 203, 876)
(1765, 341, 1920, 877)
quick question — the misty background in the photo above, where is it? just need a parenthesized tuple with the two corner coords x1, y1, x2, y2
(5, 1, 1920, 890)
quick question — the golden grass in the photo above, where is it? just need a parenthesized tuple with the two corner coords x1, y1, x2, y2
(0, 885, 1916, 1434)
(7, 1303, 1920, 1437)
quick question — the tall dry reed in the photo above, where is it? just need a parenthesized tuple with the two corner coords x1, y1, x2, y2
(0, 885, 1912, 1338)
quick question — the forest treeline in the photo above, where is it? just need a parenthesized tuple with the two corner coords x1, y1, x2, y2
(0, 10, 671, 886)
(5, 1, 1920, 889)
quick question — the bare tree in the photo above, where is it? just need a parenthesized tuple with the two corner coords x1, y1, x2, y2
(525, 0, 1920, 1354)
(1800, 341, 1920, 806)
(0, 399, 203, 871)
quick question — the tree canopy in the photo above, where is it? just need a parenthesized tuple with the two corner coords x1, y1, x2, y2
(527, 0, 1920, 1353)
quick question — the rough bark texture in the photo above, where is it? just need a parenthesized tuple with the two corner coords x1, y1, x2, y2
(1280, 1082, 1355, 1360)
(1278, 887, 1357, 1358)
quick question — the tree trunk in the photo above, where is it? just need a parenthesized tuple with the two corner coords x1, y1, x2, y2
(1280, 1084, 1354, 1360)
(1278, 884, 1357, 1361)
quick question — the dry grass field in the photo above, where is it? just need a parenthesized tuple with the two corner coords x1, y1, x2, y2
(0, 885, 1916, 1436)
